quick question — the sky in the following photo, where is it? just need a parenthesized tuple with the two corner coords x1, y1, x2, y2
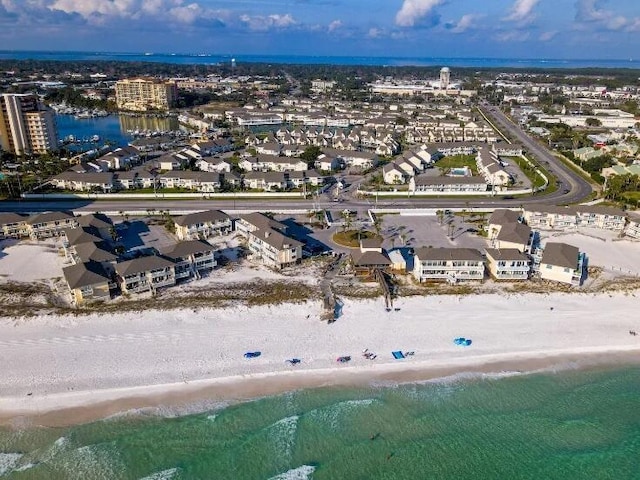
(1, 0, 640, 59)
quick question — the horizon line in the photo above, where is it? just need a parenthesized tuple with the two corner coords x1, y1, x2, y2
(0, 50, 637, 63)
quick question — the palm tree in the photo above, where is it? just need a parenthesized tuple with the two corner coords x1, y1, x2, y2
(436, 209, 444, 225)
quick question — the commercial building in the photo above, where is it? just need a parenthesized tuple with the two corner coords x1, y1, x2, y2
(0, 93, 59, 155)
(115, 78, 177, 111)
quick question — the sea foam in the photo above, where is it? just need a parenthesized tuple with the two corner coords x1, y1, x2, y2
(0, 453, 23, 476)
(268, 465, 316, 480)
(139, 467, 180, 480)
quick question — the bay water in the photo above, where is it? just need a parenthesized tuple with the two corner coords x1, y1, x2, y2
(2, 51, 640, 69)
(1, 365, 639, 479)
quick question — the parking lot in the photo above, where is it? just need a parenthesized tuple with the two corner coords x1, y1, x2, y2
(379, 213, 488, 251)
(117, 220, 177, 254)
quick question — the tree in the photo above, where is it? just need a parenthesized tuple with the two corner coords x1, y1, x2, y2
(300, 146, 322, 169)
(436, 209, 444, 225)
(585, 117, 602, 127)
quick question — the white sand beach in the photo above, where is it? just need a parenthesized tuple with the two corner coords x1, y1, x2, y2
(1, 291, 640, 427)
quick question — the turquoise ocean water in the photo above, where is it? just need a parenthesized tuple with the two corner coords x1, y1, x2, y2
(1, 365, 639, 479)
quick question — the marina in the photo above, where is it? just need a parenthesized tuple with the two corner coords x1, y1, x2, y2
(55, 112, 181, 149)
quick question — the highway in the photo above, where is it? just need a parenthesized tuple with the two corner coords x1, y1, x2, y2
(0, 105, 596, 214)
(477, 103, 594, 205)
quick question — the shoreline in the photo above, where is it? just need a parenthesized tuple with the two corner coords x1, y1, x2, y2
(2, 291, 640, 429)
(2, 346, 640, 428)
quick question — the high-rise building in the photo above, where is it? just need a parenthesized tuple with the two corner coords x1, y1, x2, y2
(115, 78, 177, 112)
(439, 67, 451, 90)
(0, 94, 59, 156)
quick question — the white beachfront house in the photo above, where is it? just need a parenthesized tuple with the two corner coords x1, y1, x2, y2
(173, 210, 232, 241)
(235, 213, 303, 269)
(538, 242, 584, 286)
(412, 247, 485, 283)
(487, 209, 533, 253)
(485, 248, 530, 280)
(522, 205, 626, 232)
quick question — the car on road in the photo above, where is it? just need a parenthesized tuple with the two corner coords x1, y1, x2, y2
(244, 351, 261, 358)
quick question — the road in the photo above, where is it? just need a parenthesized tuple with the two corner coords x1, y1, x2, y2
(477, 103, 593, 205)
(0, 105, 595, 214)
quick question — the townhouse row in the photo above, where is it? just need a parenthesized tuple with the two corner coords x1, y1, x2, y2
(411, 244, 584, 286)
(50, 166, 327, 193)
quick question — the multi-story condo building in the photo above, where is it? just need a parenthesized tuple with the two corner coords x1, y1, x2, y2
(25, 211, 78, 240)
(173, 210, 232, 241)
(160, 240, 217, 281)
(538, 242, 584, 286)
(413, 247, 485, 283)
(235, 213, 303, 269)
(0, 94, 59, 155)
(115, 78, 177, 111)
(522, 205, 626, 232)
(485, 248, 531, 280)
(115, 256, 176, 294)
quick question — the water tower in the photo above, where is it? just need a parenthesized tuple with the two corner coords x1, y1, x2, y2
(439, 67, 450, 90)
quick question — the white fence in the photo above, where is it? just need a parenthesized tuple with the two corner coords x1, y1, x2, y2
(22, 192, 306, 200)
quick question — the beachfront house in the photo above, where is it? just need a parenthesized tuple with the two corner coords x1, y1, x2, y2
(173, 210, 232, 241)
(538, 242, 584, 286)
(160, 240, 217, 281)
(115, 256, 176, 294)
(26, 211, 78, 240)
(0, 213, 28, 238)
(487, 209, 532, 253)
(235, 213, 303, 269)
(412, 247, 485, 283)
(625, 214, 640, 239)
(62, 261, 113, 305)
(522, 205, 626, 232)
(485, 248, 531, 280)
(350, 238, 391, 276)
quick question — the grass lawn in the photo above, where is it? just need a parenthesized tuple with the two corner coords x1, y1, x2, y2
(622, 191, 640, 202)
(507, 155, 547, 189)
(333, 230, 382, 248)
(435, 155, 478, 174)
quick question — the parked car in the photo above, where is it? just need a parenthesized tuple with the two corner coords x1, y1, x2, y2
(244, 351, 261, 358)
(336, 356, 351, 363)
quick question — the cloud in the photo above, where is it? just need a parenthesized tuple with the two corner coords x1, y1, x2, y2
(395, 0, 443, 27)
(539, 30, 558, 41)
(239, 13, 297, 31)
(328, 19, 342, 32)
(503, 0, 540, 23)
(447, 13, 483, 33)
(47, 0, 228, 25)
(574, 0, 633, 31)
(494, 30, 530, 42)
(367, 27, 383, 38)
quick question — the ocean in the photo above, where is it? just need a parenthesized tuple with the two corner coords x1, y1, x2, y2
(1, 365, 639, 479)
(1, 51, 640, 69)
